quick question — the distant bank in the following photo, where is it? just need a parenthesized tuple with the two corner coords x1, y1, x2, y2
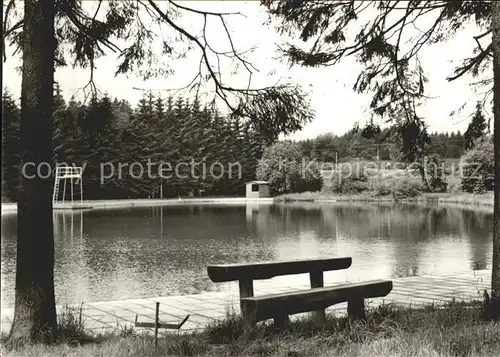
(2, 193, 494, 216)
(274, 192, 494, 210)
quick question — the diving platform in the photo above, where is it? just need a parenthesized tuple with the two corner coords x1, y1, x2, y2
(52, 166, 83, 208)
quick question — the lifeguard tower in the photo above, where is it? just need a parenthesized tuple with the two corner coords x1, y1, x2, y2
(52, 166, 83, 206)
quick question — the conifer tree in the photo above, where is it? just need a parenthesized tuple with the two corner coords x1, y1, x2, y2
(1, 90, 21, 202)
(464, 102, 489, 149)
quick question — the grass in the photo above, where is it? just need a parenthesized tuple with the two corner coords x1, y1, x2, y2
(275, 191, 394, 203)
(434, 192, 494, 207)
(274, 190, 494, 208)
(2, 298, 500, 357)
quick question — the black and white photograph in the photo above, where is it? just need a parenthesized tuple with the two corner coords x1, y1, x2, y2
(1, 0, 499, 356)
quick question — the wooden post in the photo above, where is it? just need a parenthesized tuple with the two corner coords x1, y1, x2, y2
(239, 279, 254, 299)
(241, 302, 257, 340)
(239, 280, 255, 337)
(274, 314, 289, 328)
(239, 279, 254, 316)
(239, 279, 254, 298)
(347, 298, 366, 320)
(310, 270, 325, 322)
(155, 302, 160, 347)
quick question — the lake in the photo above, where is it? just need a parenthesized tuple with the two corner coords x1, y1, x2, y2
(0, 202, 493, 308)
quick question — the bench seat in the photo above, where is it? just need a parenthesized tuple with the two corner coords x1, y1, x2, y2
(241, 280, 393, 324)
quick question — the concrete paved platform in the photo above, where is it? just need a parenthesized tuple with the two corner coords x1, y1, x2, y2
(1, 270, 491, 335)
(1, 197, 274, 215)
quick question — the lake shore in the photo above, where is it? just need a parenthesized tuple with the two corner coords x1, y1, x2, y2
(3, 299, 499, 357)
(1, 197, 275, 215)
(2, 193, 494, 215)
(274, 191, 494, 209)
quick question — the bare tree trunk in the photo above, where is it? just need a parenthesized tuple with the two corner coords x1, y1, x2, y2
(9, 0, 57, 343)
(492, 0, 500, 296)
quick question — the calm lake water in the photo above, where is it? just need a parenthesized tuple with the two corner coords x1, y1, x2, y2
(1, 203, 493, 308)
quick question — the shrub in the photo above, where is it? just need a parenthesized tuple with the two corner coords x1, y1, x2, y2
(372, 180, 392, 196)
(257, 141, 322, 194)
(297, 160, 323, 192)
(321, 170, 369, 194)
(408, 154, 447, 192)
(473, 179, 486, 194)
(461, 136, 494, 193)
(338, 161, 377, 181)
(422, 154, 448, 192)
(321, 161, 388, 195)
(391, 178, 422, 200)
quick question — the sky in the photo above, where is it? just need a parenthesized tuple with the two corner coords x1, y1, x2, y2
(2, 1, 493, 140)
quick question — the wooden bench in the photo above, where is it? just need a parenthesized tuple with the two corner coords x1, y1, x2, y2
(207, 257, 392, 327)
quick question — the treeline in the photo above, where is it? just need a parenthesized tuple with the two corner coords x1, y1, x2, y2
(298, 128, 465, 163)
(2, 85, 264, 201)
(2, 84, 480, 202)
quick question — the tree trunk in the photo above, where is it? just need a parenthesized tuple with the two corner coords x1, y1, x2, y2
(492, 0, 500, 296)
(9, 0, 57, 343)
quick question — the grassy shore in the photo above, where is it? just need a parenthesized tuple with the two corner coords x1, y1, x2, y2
(274, 191, 494, 208)
(3, 300, 500, 357)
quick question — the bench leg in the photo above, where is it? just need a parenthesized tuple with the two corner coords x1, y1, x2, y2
(311, 310, 326, 324)
(274, 314, 290, 328)
(309, 270, 326, 324)
(242, 318, 255, 340)
(241, 303, 257, 339)
(347, 298, 366, 320)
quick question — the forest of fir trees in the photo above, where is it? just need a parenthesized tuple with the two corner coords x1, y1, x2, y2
(298, 129, 467, 163)
(2, 83, 264, 201)
(2, 83, 477, 202)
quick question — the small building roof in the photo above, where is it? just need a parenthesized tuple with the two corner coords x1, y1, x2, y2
(246, 180, 270, 185)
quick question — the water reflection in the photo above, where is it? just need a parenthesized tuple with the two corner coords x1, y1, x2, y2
(0, 203, 493, 308)
(53, 210, 84, 243)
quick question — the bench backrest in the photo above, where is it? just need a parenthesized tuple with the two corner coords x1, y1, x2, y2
(207, 257, 352, 282)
